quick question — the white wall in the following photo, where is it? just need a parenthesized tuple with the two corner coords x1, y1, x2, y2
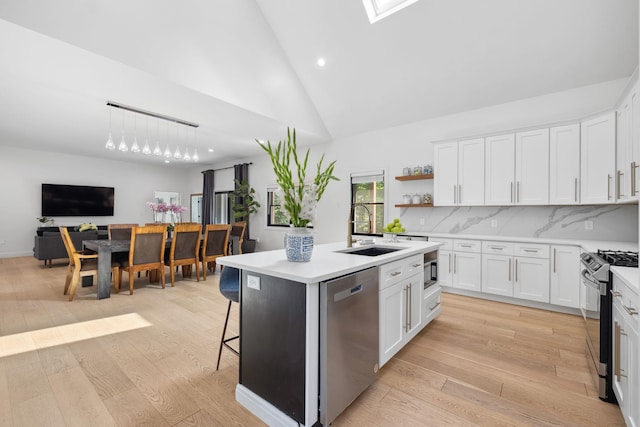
(232, 78, 639, 251)
(0, 146, 201, 257)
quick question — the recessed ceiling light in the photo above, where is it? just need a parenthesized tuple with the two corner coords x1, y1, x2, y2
(164, 160, 170, 163)
(362, 0, 420, 23)
(208, 148, 214, 153)
(317, 57, 326, 67)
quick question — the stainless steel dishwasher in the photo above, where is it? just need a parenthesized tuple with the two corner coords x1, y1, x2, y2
(320, 266, 379, 425)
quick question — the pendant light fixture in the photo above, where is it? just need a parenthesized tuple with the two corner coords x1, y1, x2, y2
(105, 101, 200, 162)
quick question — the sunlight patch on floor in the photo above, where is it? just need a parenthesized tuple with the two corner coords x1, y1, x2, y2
(0, 313, 152, 357)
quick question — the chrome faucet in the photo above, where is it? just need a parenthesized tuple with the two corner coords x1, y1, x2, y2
(347, 203, 372, 247)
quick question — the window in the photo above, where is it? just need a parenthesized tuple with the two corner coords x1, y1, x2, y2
(266, 187, 289, 227)
(351, 171, 385, 236)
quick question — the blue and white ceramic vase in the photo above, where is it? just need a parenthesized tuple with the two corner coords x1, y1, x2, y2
(284, 226, 314, 262)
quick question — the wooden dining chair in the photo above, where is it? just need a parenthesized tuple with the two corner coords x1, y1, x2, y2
(117, 225, 166, 294)
(230, 221, 247, 255)
(164, 223, 202, 286)
(108, 223, 138, 240)
(201, 224, 231, 280)
(59, 226, 120, 301)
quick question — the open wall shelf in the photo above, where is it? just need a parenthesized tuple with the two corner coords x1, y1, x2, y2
(395, 174, 433, 181)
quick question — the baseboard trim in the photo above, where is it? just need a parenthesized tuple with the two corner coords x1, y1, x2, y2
(235, 384, 299, 427)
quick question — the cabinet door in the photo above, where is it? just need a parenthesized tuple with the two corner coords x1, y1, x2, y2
(581, 112, 616, 204)
(379, 282, 405, 367)
(550, 245, 580, 308)
(437, 250, 452, 288)
(513, 256, 550, 303)
(482, 254, 512, 297)
(434, 142, 458, 206)
(550, 124, 581, 204)
(617, 102, 632, 202)
(631, 89, 640, 202)
(406, 275, 423, 338)
(458, 138, 485, 205)
(515, 128, 549, 205)
(485, 134, 515, 205)
(612, 303, 628, 413)
(453, 252, 481, 292)
(628, 323, 639, 427)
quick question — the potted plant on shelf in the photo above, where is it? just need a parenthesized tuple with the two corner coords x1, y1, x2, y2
(258, 127, 339, 262)
(230, 179, 261, 253)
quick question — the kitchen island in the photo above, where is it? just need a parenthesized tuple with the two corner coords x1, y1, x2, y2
(217, 239, 441, 427)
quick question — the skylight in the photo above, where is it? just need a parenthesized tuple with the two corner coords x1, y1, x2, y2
(362, 0, 421, 24)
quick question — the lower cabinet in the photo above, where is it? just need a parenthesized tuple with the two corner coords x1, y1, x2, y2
(431, 238, 481, 292)
(611, 274, 639, 427)
(379, 254, 430, 367)
(481, 241, 550, 303)
(550, 245, 581, 308)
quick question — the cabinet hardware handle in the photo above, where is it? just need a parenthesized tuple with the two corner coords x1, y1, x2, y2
(623, 305, 639, 316)
(574, 178, 578, 202)
(489, 246, 503, 250)
(408, 284, 412, 330)
(459, 185, 462, 203)
(553, 248, 556, 273)
(508, 258, 511, 281)
(523, 249, 538, 253)
(617, 170, 624, 198)
(515, 258, 518, 282)
(453, 184, 457, 204)
(412, 263, 422, 268)
(510, 182, 513, 203)
(633, 162, 639, 195)
(428, 302, 441, 311)
(391, 271, 402, 277)
(517, 181, 520, 203)
(615, 321, 622, 381)
(608, 174, 612, 200)
(610, 290, 622, 298)
(454, 254, 457, 274)
(448, 253, 452, 273)
(460, 244, 472, 248)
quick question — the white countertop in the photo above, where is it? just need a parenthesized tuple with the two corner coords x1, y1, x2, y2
(405, 231, 639, 253)
(217, 240, 441, 283)
(611, 266, 640, 294)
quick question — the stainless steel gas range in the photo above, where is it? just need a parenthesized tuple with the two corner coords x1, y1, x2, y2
(580, 250, 638, 403)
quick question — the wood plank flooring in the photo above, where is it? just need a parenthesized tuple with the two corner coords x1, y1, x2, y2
(0, 256, 625, 426)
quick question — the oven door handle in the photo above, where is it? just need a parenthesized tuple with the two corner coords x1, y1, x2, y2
(581, 269, 606, 295)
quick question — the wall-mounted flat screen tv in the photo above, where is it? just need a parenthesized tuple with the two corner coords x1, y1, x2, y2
(42, 183, 114, 216)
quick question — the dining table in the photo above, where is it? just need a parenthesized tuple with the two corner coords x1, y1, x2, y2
(82, 234, 240, 299)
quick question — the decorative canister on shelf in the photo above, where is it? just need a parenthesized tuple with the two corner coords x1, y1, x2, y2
(424, 193, 432, 204)
(413, 166, 422, 175)
(403, 167, 412, 176)
(412, 193, 422, 204)
(259, 127, 339, 262)
(423, 164, 433, 174)
(402, 194, 412, 204)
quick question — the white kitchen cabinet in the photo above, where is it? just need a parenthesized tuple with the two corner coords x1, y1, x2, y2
(616, 83, 640, 203)
(481, 241, 550, 303)
(549, 124, 581, 205)
(485, 133, 515, 205)
(611, 273, 639, 427)
(581, 112, 616, 204)
(379, 256, 424, 367)
(485, 130, 549, 206)
(550, 245, 581, 309)
(433, 138, 484, 206)
(452, 240, 482, 292)
(515, 128, 549, 205)
(437, 250, 453, 288)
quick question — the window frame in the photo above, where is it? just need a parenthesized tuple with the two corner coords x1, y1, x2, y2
(350, 170, 386, 237)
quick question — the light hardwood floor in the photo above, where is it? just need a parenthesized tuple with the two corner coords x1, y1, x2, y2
(0, 256, 625, 426)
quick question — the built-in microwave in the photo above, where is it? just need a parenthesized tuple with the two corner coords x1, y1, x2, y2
(424, 251, 437, 289)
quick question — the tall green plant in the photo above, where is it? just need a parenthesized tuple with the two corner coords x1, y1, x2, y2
(230, 179, 260, 219)
(258, 128, 339, 227)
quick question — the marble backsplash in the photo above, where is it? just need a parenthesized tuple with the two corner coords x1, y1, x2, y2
(399, 205, 638, 242)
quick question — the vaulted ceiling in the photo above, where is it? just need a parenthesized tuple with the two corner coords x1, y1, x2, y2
(0, 0, 637, 167)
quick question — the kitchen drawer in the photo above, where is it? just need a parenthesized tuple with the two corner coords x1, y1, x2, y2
(482, 241, 514, 256)
(514, 242, 549, 258)
(428, 237, 452, 251)
(613, 276, 639, 331)
(423, 285, 441, 323)
(379, 254, 422, 290)
(453, 239, 481, 253)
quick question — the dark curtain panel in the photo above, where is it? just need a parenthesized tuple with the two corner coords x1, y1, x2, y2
(234, 163, 250, 238)
(202, 169, 215, 225)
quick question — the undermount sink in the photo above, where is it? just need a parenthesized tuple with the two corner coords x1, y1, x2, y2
(335, 245, 405, 256)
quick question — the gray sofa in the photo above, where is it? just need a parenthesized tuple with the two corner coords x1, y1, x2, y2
(33, 231, 99, 267)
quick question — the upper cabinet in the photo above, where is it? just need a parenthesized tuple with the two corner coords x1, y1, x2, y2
(616, 83, 639, 203)
(433, 139, 484, 206)
(549, 124, 581, 205)
(580, 112, 616, 204)
(485, 129, 549, 206)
